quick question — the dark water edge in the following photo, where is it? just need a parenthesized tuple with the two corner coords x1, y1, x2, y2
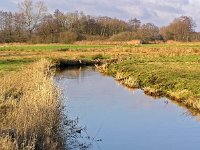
(55, 67, 200, 150)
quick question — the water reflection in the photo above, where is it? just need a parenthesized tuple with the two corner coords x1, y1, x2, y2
(56, 67, 200, 150)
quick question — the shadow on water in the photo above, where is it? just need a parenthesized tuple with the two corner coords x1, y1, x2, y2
(61, 103, 104, 150)
(56, 67, 100, 150)
(55, 67, 200, 150)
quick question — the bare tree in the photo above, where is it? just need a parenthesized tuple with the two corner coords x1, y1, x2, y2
(160, 16, 196, 41)
(128, 18, 141, 32)
(139, 23, 160, 42)
(0, 11, 14, 42)
(19, 0, 47, 39)
(13, 12, 27, 41)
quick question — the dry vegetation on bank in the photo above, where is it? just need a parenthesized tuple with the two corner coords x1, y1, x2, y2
(0, 60, 63, 150)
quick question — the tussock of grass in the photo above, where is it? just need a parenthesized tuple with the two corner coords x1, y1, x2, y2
(92, 54, 111, 60)
(115, 72, 139, 88)
(95, 63, 109, 73)
(0, 136, 18, 150)
(143, 87, 164, 97)
(0, 60, 63, 150)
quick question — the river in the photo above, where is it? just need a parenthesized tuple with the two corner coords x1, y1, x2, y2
(55, 67, 200, 150)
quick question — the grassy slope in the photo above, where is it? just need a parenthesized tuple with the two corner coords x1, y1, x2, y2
(108, 55, 200, 94)
(101, 46, 200, 110)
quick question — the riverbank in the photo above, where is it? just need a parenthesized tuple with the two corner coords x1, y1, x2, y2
(0, 58, 103, 150)
(57, 66, 200, 150)
(97, 54, 200, 112)
(0, 60, 64, 149)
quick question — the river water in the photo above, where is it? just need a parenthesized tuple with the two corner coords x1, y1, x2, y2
(55, 67, 200, 150)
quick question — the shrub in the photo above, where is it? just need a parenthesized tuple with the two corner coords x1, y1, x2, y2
(109, 32, 138, 41)
(59, 31, 79, 44)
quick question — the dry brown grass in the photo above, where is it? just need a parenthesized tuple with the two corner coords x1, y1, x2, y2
(0, 60, 63, 150)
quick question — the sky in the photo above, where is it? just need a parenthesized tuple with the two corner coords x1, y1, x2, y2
(1, 0, 200, 31)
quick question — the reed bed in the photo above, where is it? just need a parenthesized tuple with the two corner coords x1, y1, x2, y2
(0, 60, 64, 150)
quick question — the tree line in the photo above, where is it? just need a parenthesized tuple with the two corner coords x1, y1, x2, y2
(0, 0, 199, 43)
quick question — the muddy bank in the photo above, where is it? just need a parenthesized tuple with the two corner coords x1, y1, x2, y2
(57, 59, 101, 69)
(56, 58, 117, 69)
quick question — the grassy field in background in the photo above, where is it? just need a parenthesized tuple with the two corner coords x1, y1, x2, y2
(0, 44, 114, 52)
(0, 59, 32, 73)
(0, 44, 115, 74)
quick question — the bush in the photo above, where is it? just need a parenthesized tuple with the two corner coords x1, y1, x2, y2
(84, 34, 107, 41)
(109, 32, 139, 41)
(59, 31, 79, 44)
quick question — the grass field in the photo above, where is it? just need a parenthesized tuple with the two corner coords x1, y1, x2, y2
(131, 43, 200, 49)
(0, 44, 116, 74)
(0, 44, 114, 52)
(0, 59, 33, 73)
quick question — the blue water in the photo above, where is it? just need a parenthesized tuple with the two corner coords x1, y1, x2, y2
(56, 67, 200, 150)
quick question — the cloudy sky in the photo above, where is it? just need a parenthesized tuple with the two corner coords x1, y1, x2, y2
(1, 0, 200, 31)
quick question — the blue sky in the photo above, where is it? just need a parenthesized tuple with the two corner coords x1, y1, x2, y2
(1, 0, 200, 31)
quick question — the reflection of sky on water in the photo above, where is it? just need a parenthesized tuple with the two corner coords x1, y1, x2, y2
(55, 67, 200, 150)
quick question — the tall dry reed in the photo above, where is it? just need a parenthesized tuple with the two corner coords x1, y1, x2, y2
(0, 59, 63, 150)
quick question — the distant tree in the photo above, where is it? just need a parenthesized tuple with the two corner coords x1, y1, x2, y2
(139, 23, 160, 42)
(54, 9, 67, 31)
(160, 26, 173, 41)
(65, 11, 80, 31)
(36, 14, 56, 43)
(160, 16, 196, 41)
(2, 0, 199, 43)
(19, 0, 47, 39)
(13, 12, 27, 42)
(97, 17, 128, 37)
(128, 18, 141, 32)
(0, 11, 14, 42)
(190, 32, 200, 41)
